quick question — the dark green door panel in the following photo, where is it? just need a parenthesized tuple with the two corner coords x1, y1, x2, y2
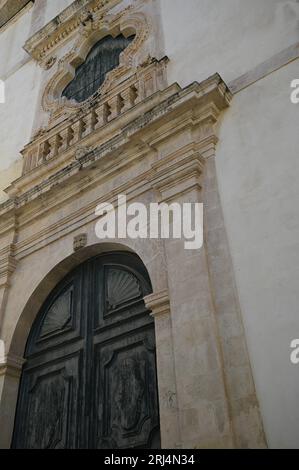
(12, 253, 160, 449)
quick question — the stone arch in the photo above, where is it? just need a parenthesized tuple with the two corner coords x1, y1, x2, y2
(0, 240, 169, 448)
(8, 240, 166, 360)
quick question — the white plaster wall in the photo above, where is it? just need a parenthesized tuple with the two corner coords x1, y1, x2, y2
(0, 61, 42, 201)
(0, 7, 32, 76)
(0, 0, 75, 202)
(0, 6, 35, 201)
(216, 62, 299, 449)
(160, 0, 299, 86)
(44, 0, 74, 24)
(159, 0, 299, 449)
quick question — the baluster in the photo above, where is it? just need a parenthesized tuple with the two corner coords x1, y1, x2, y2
(70, 119, 84, 146)
(47, 134, 61, 160)
(134, 81, 143, 104)
(94, 103, 110, 129)
(82, 110, 96, 138)
(107, 95, 123, 121)
(59, 126, 72, 153)
(38, 140, 50, 163)
(121, 86, 138, 112)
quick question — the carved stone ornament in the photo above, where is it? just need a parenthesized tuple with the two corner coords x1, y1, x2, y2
(73, 233, 88, 251)
(43, 56, 57, 70)
(33, 0, 154, 124)
(75, 147, 93, 160)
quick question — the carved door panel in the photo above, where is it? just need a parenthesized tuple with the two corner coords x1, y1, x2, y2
(13, 355, 81, 449)
(12, 253, 160, 449)
(94, 328, 160, 449)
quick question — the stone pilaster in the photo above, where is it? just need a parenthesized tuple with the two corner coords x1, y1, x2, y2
(202, 150, 267, 448)
(148, 136, 235, 448)
(0, 214, 18, 332)
(144, 290, 181, 449)
(0, 353, 25, 449)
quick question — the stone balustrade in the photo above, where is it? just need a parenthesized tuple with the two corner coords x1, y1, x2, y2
(22, 58, 168, 175)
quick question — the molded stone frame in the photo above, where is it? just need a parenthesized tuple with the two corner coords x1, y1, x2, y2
(0, 0, 267, 451)
(26, 0, 156, 126)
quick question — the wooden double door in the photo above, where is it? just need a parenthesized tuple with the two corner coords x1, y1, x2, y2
(12, 253, 160, 449)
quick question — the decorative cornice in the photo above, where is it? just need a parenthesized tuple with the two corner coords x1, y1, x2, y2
(0, 75, 232, 266)
(1, 74, 231, 220)
(0, 245, 17, 288)
(0, 212, 18, 288)
(147, 141, 206, 203)
(24, 0, 122, 63)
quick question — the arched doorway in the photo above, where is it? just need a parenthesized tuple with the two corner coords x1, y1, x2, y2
(12, 252, 160, 449)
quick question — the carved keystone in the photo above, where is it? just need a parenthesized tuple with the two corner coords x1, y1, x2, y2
(73, 233, 87, 252)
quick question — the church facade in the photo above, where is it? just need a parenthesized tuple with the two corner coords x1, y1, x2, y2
(0, 0, 298, 449)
